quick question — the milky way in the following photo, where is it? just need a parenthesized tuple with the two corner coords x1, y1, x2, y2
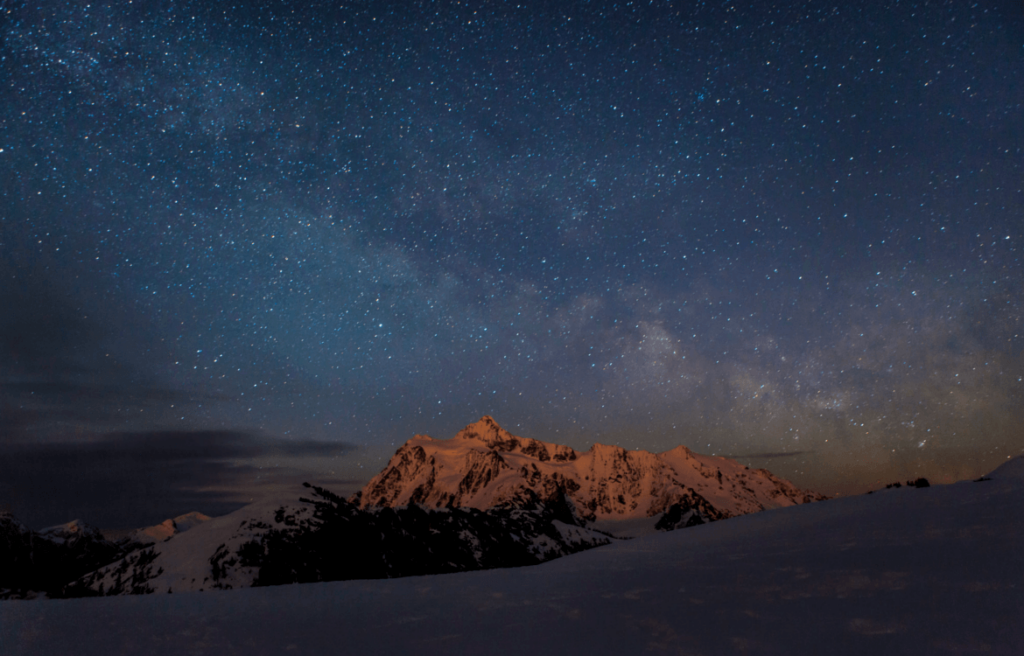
(1, 1, 1022, 526)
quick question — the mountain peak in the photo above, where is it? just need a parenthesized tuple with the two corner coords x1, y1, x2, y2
(358, 418, 824, 524)
(588, 442, 628, 456)
(452, 417, 579, 463)
(455, 416, 511, 444)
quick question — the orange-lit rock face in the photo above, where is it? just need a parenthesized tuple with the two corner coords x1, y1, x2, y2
(357, 416, 826, 522)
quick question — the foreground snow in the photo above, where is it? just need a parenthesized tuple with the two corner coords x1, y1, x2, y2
(4, 457, 1022, 655)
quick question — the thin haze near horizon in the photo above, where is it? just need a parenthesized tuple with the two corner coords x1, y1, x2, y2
(1, 1, 1022, 528)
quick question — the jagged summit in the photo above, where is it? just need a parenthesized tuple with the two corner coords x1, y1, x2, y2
(454, 415, 507, 442)
(452, 416, 578, 462)
(356, 416, 826, 528)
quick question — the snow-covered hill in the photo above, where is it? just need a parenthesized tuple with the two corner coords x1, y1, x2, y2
(357, 416, 825, 532)
(69, 483, 610, 596)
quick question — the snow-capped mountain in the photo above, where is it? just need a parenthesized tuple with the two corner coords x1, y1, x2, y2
(69, 483, 610, 596)
(357, 416, 825, 532)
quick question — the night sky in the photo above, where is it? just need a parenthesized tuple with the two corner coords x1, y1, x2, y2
(2, 1, 1022, 529)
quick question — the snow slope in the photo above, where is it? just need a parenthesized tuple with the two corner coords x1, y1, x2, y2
(6, 457, 1022, 655)
(357, 416, 825, 529)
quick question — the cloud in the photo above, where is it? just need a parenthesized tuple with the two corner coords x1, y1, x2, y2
(0, 266, 225, 443)
(0, 430, 358, 530)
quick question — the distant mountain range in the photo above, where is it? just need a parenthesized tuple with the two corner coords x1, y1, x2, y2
(0, 511, 210, 599)
(1, 417, 825, 598)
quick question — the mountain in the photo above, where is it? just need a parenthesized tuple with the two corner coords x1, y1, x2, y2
(9, 460, 1021, 655)
(356, 416, 825, 534)
(0, 514, 121, 599)
(14, 417, 824, 597)
(68, 484, 610, 596)
(0, 511, 213, 598)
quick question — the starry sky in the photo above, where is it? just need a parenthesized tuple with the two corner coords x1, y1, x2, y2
(2, 0, 1022, 529)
